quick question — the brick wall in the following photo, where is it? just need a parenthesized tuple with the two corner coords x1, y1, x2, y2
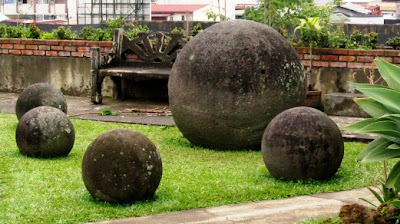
(0, 39, 114, 57)
(296, 47, 400, 70)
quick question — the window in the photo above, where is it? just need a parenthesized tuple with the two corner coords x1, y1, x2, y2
(181, 15, 185, 21)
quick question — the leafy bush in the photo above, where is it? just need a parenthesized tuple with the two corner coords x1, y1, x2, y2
(190, 23, 203, 37)
(26, 23, 41, 39)
(386, 37, 400, 50)
(80, 26, 107, 41)
(345, 30, 378, 49)
(170, 27, 185, 35)
(328, 30, 348, 48)
(0, 24, 26, 38)
(343, 58, 400, 196)
(40, 32, 55, 40)
(51, 26, 78, 40)
(125, 25, 150, 40)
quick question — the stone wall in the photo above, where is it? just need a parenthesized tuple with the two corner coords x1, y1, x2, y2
(0, 39, 114, 96)
(0, 37, 398, 98)
(295, 47, 396, 94)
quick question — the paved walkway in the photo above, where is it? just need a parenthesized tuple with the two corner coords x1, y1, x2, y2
(94, 187, 378, 224)
(0, 92, 377, 223)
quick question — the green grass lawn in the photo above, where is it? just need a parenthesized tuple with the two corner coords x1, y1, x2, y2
(0, 113, 385, 223)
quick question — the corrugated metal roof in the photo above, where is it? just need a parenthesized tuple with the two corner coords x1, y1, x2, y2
(152, 4, 208, 13)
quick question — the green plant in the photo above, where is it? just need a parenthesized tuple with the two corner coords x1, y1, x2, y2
(190, 23, 203, 37)
(328, 30, 348, 48)
(343, 58, 400, 196)
(346, 30, 378, 49)
(40, 32, 55, 40)
(0, 24, 27, 38)
(26, 23, 41, 39)
(80, 26, 106, 41)
(51, 26, 78, 40)
(386, 37, 400, 50)
(125, 25, 150, 40)
(170, 27, 185, 35)
(103, 16, 125, 41)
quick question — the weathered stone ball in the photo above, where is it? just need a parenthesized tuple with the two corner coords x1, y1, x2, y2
(262, 107, 344, 181)
(16, 83, 67, 120)
(168, 20, 306, 150)
(82, 129, 163, 204)
(16, 106, 75, 158)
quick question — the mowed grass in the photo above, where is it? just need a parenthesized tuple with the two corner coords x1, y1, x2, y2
(0, 113, 385, 223)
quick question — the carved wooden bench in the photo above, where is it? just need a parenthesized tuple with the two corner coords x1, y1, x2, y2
(90, 29, 185, 104)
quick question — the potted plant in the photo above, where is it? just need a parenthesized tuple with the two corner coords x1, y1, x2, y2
(294, 17, 323, 109)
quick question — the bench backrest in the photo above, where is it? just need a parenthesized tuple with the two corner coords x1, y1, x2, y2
(114, 29, 186, 68)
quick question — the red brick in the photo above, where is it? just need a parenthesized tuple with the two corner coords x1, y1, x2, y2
(298, 54, 304, 60)
(339, 56, 356, 62)
(46, 51, 58, 56)
(59, 40, 74, 46)
(304, 54, 320, 60)
(347, 49, 369, 56)
(99, 41, 113, 47)
(25, 45, 38, 50)
(21, 39, 34, 44)
(58, 51, 71, 57)
(367, 50, 385, 56)
(357, 56, 374, 63)
(33, 40, 47, 45)
(348, 62, 366, 69)
(64, 46, 77, 52)
(46, 40, 60, 45)
(51, 46, 63, 51)
(330, 49, 348, 55)
(9, 39, 21, 44)
(312, 61, 329, 67)
(21, 50, 33, 55)
(33, 50, 46, 56)
(295, 47, 310, 54)
(85, 42, 100, 47)
(394, 57, 400, 64)
(313, 48, 334, 55)
(78, 47, 90, 52)
(321, 55, 338, 61)
(0, 49, 9, 54)
(0, 39, 9, 44)
(302, 60, 311, 67)
(38, 45, 51, 50)
(84, 52, 91, 57)
(384, 50, 400, 57)
(9, 50, 21, 55)
(1, 44, 13, 49)
(101, 47, 113, 53)
(330, 62, 347, 68)
(381, 57, 393, 63)
(72, 40, 86, 46)
(13, 44, 25, 50)
(71, 52, 84, 57)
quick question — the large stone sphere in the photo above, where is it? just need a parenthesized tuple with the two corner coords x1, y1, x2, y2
(168, 20, 306, 150)
(262, 107, 344, 181)
(82, 129, 163, 204)
(16, 83, 67, 120)
(16, 106, 75, 158)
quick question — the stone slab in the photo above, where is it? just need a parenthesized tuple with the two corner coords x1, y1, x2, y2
(324, 93, 370, 118)
(91, 188, 377, 224)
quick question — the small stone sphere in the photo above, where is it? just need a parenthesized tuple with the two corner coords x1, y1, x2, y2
(16, 106, 75, 158)
(82, 129, 163, 204)
(168, 20, 306, 150)
(16, 83, 67, 120)
(262, 107, 344, 181)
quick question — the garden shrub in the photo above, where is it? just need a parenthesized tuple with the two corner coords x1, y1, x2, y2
(386, 37, 400, 50)
(26, 23, 41, 39)
(80, 26, 107, 41)
(125, 25, 150, 40)
(50, 26, 78, 40)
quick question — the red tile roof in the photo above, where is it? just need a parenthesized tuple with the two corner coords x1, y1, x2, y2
(152, 4, 208, 13)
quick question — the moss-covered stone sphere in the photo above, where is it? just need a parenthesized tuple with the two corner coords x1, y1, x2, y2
(168, 20, 306, 150)
(16, 106, 75, 158)
(262, 107, 344, 181)
(82, 129, 163, 204)
(16, 83, 67, 120)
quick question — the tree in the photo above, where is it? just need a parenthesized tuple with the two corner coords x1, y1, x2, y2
(244, 0, 333, 38)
